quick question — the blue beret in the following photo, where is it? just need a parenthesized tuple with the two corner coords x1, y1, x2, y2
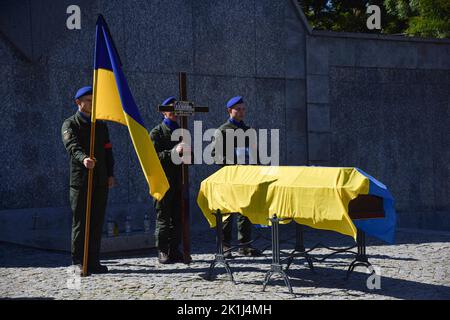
(226, 96, 244, 109)
(162, 96, 176, 105)
(74, 86, 93, 100)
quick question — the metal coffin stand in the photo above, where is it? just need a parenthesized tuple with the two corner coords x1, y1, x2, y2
(206, 209, 235, 283)
(206, 195, 385, 295)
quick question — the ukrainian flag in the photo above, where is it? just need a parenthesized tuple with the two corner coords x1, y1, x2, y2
(92, 15, 169, 201)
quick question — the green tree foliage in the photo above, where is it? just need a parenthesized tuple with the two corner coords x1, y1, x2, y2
(384, 0, 449, 38)
(298, 0, 449, 38)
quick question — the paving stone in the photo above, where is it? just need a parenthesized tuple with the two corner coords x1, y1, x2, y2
(0, 228, 449, 300)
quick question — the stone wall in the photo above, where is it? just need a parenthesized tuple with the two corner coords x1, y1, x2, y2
(304, 31, 450, 230)
(0, 0, 308, 249)
(0, 0, 449, 249)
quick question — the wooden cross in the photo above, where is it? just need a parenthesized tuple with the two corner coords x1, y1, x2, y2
(157, 72, 209, 263)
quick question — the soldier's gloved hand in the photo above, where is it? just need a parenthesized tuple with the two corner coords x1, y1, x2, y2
(83, 157, 96, 169)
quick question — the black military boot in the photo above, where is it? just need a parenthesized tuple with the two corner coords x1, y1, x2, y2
(238, 245, 262, 257)
(88, 263, 109, 274)
(169, 247, 184, 263)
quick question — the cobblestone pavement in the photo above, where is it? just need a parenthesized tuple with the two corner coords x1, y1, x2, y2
(1, 226, 449, 300)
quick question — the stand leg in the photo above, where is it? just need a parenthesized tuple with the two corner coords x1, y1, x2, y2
(346, 230, 373, 279)
(286, 224, 315, 272)
(206, 210, 235, 283)
(262, 214, 293, 295)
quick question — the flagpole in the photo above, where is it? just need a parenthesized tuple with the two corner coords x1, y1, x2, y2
(82, 69, 99, 277)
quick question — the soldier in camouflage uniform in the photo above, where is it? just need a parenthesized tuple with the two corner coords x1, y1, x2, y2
(212, 95, 262, 258)
(61, 86, 115, 274)
(150, 96, 187, 264)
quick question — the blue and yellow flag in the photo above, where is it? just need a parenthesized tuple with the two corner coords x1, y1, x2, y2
(92, 15, 169, 201)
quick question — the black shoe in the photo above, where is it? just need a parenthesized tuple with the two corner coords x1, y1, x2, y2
(169, 249, 185, 263)
(88, 264, 109, 274)
(223, 245, 233, 259)
(238, 246, 262, 257)
(158, 250, 171, 264)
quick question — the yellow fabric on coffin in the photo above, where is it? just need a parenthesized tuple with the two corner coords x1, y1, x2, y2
(197, 166, 370, 240)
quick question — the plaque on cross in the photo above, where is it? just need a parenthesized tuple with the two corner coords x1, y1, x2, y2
(157, 72, 209, 263)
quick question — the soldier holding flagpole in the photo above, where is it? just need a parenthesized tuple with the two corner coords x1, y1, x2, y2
(62, 15, 170, 277)
(61, 86, 115, 275)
